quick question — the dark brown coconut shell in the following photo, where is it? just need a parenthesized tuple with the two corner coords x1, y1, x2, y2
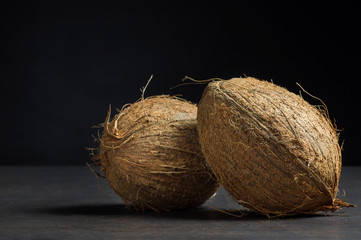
(197, 77, 352, 216)
(96, 96, 219, 211)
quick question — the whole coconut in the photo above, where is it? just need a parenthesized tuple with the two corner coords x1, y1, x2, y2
(96, 95, 219, 211)
(197, 77, 352, 216)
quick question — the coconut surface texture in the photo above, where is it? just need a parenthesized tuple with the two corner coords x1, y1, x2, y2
(197, 77, 352, 217)
(96, 96, 219, 211)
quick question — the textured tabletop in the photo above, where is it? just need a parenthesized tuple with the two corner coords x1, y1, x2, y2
(0, 166, 360, 239)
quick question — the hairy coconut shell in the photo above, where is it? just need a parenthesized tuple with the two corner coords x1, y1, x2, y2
(97, 96, 219, 211)
(197, 77, 352, 216)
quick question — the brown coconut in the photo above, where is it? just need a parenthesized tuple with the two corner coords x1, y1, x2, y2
(197, 77, 353, 216)
(95, 95, 219, 211)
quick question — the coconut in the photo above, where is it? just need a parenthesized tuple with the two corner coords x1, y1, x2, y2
(197, 77, 353, 216)
(95, 95, 219, 211)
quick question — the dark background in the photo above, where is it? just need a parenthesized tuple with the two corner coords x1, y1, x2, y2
(1, 1, 360, 165)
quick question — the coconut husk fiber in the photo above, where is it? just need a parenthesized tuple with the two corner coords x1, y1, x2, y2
(95, 95, 219, 211)
(197, 77, 354, 217)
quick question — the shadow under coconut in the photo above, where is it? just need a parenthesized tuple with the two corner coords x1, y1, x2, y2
(39, 203, 129, 216)
(38, 203, 327, 221)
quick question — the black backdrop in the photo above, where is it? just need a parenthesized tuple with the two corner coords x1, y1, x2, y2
(1, 1, 360, 165)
